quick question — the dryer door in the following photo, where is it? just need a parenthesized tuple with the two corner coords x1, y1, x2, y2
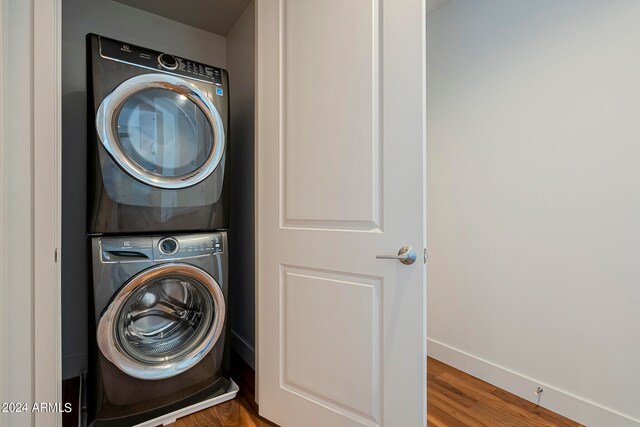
(97, 263, 225, 380)
(96, 73, 225, 189)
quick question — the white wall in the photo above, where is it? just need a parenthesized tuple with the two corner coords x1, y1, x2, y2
(225, 1, 256, 369)
(61, 0, 226, 379)
(427, 1, 640, 425)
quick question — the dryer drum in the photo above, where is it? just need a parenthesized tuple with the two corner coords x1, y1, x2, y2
(96, 73, 226, 190)
(97, 263, 226, 380)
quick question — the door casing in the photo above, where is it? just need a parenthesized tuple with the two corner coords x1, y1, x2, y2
(0, 0, 61, 426)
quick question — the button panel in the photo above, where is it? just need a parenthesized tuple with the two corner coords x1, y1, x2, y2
(99, 35, 223, 85)
(99, 234, 223, 263)
(153, 234, 224, 260)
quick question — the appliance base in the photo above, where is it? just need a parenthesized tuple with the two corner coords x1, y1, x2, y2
(134, 379, 239, 427)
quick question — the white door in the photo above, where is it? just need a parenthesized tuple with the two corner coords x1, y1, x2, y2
(256, 0, 426, 426)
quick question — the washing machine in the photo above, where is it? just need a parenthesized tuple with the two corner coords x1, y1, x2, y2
(88, 232, 235, 426)
(87, 34, 230, 235)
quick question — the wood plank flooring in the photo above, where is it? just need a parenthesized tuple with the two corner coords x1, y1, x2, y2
(175, 357, 583, 426)
(166, 352, 275, 427)
(427, 357, 584, 427)
(177, 357, 583, 427)
(64, 356, 584, 426)
(165, 398, 271, 427)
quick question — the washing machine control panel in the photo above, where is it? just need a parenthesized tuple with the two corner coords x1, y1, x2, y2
(155, 234, 224, 259)
(98, 35, 224, 85)
(100, 234, 223, 263)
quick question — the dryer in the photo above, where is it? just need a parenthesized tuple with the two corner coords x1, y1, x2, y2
(87, 34, 230, 235)
(88, 232, 233, 426)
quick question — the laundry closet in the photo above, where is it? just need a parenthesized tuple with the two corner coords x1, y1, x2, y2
(54, 0, 427, 425)
(61, 0, 256, 424)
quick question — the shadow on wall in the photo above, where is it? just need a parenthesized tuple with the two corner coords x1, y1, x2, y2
(61, 90, 88, 379)
(430, 0, 618, 79)
(228, 106, 256, 364)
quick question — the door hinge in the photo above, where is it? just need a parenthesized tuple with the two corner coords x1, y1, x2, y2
(423, 248, 427, 264)
(54, 248, 58, 263)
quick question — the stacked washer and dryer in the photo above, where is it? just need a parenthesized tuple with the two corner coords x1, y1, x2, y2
(86, 34, 236, 426)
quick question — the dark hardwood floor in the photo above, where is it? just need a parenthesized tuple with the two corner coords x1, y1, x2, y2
(64, 356, 583, 426)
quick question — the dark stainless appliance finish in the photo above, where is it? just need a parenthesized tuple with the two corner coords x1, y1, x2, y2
(87, 34, 230, 235)
(88, 232, 231, 426)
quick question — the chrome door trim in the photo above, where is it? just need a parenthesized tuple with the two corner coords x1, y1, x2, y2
(96, 73, 225, 189)
(97, 263, 225, 380)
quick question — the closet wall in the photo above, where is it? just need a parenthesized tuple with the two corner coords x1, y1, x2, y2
(427, 1, 640, 425)
(62, 0, 226, 379)
(226, 2, 257, 369)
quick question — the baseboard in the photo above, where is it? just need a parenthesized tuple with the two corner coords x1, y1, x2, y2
(231, 329, 255, 370)
(427, 338, 639, 427)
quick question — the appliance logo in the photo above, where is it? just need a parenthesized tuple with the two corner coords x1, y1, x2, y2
(216, 87, 223, 96)
(123, 241, 131, 247)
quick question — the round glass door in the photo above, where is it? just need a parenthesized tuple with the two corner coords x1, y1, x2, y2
(117, 88, 214, 178)
(97, 264, 225, 380)
(96, 74, 225, 189)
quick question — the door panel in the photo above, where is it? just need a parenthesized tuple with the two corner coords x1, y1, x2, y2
(96, 263, 225, 380)
(96, 73, 226, 189)
(283, 0, 381, 228)
(117, 88, 215, 177)
(257, 0, 426, 425)
(282, 266, 381, 423)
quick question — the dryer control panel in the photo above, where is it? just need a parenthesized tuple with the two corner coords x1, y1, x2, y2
(98, 35, 223, 85)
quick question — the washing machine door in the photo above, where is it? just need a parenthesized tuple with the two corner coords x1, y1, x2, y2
(97, 263, 225, 380)
(96, 73, 225, 189)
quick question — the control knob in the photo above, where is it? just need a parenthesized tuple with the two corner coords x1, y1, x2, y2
(158, 53, 178, 70)
(158, 237, 179, 255)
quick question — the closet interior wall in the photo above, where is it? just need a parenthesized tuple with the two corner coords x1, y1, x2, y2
(226, 1, 257, 370)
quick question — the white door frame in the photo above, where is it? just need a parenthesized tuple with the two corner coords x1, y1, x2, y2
(0, 0, 61, 426)
(0, 0, 5, 417)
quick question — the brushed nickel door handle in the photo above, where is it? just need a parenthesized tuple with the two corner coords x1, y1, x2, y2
(376, 246, 417, 265)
